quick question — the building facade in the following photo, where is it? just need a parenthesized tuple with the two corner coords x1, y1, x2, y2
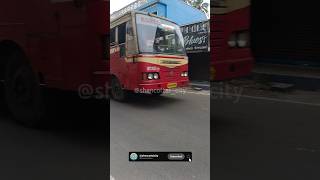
(251, 0, 320, 67)
(111, 0, 207, 25)
(181, 20, 210, 81)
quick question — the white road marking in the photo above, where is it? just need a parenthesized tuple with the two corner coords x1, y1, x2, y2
(168, 88, 210, 96)
(177, 88, 320, 106)
(214, 92, 320, 107)
(110, 175, 115, 180)
(184, 90, 210, 96)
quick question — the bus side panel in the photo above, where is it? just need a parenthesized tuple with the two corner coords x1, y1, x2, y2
(38, 37, 65, 87)
(0, 1, 31, 75)
(226, 6, 252, 60)
(52, 2, 93, 90)
(1, 0, 109, 91)
(31, 0, 64, 87)
(0, 0, 65, 87)
(212, 6, 253, 80)
(87, 0, 109, 89)
(0, 26, 27, 53)
(0, 1, 27, 43)
(126, 58, 139, 91)
(110, 47, 128, 88)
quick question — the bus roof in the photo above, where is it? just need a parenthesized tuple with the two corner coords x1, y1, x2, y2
(110, 10, 179, 27)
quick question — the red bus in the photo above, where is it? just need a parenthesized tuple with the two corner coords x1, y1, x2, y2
(211, 0, 253, 81)
(0, 0, 109, 126)
(110, 11, 189, 101)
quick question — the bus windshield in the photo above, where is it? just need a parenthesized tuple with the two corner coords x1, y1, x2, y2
(136, 14, 186, 55)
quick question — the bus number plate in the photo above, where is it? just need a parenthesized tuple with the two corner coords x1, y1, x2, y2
(167, 83, 177, 89)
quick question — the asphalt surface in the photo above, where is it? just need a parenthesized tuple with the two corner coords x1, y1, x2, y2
(0, 87, 108, 180)
(4, 82, 318, 180)
(212, 93, 320, 180)
(110, 90, 210, 180)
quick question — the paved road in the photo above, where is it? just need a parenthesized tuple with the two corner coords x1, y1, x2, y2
(0, 87, 108, 180)
(110, 90, 210, 180)
(212, 94, 320, 180)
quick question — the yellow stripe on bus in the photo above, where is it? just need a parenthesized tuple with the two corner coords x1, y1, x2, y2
(125, 57, 188, 68)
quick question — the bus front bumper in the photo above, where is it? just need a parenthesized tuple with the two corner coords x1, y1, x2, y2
(137, 80, 189, 91)
(212, 58, 254, 81)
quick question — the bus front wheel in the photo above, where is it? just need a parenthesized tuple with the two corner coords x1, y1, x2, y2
(111, 76, 127, 101)
(4, 52, 45, 127)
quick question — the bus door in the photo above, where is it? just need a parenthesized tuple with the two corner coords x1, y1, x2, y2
(125, 20, 138, 90)
(111, 20, 137, 90)
(111, 22, 127, 89)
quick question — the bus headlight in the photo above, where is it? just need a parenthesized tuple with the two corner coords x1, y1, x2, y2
(144, 72, 160, 80)
(153, 73, 159, 79)
(237, 31, 250, 48)
(228, 33, 237, 48)
(147, 73, 154, 80)
(181, 71, 188, 77)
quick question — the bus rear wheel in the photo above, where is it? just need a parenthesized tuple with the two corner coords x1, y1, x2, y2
(111, 76, 127, 101)
(4, 52, 45, 127)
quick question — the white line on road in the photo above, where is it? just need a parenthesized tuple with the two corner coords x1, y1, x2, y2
(185, 91, 210, 96)
(183, 89, 210, 96)
(214, 92, 320, 107)
(110, 175, 115, 180)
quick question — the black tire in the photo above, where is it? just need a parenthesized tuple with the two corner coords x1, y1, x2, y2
(111, 76, 127, 101)
(4, 52, 45, 127)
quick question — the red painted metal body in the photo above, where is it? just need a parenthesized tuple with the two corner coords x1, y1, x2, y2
(110, 12, 189, 91)
(110, 52, 189, 91)
(0, 0, 109, 91)
(211, 3, 253, 81)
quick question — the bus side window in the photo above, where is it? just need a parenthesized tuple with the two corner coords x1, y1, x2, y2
(118, 22, 126, 58)
(110, 28, 116, 46)
(126, 21, 136, 55)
